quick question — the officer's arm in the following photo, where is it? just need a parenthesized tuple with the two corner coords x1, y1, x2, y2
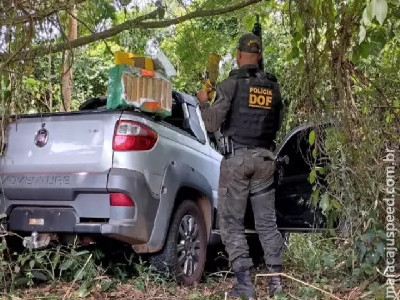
(199, 81, 233, 133)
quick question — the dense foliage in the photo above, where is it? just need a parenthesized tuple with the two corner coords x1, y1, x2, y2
(0, 0, 399, 298)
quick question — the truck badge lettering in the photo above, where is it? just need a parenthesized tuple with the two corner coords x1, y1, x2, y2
(3, 175, 71, 186)
(249, 87, 272, 110)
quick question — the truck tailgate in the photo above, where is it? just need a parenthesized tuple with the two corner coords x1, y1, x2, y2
(1, 111, 121, 174)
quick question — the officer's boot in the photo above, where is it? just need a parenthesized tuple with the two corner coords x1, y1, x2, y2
(267, 265, 284, 297)
(227, 270, 256, 300)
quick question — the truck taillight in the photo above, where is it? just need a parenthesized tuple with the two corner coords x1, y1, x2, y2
(110, 193, 135, 207)
(113, 120, 157, 151)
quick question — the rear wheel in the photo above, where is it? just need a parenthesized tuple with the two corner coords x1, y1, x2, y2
(149, 200, 207, 285)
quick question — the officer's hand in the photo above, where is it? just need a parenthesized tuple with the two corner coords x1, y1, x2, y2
(197, 89, 211, 103)
(197, 87, 213, 103)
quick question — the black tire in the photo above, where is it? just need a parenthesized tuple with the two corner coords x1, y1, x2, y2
(149, 200, 207, 285)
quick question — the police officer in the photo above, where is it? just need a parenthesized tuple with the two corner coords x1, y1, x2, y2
(197, 33, 284, 299)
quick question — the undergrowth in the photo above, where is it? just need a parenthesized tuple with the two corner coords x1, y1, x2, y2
(284, 234, 388, 299)
(0, 233, 156, 298)
(0, 232, 392, 299)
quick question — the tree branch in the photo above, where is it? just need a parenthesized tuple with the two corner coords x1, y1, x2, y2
(0, 0, 86, 26)
(0, 0, 261, 62)
(136, 0, 261, 28)
(0, 8, 160, 62)
(0, 2, 34, 72)
(66, 10, 114, 56)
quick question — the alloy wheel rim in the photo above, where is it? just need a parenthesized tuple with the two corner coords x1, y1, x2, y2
(177, 214, 201, 277)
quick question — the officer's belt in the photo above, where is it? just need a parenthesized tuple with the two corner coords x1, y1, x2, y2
(225, 142, 276, 160)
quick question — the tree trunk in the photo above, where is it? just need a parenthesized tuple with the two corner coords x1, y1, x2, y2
(60, 6, 77, 112)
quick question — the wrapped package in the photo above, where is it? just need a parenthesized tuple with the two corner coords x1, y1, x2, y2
(106, 52, 172, 118)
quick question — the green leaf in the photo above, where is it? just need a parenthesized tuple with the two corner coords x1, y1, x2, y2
(366, 1, 374, 20)
(77, 281, 90, 298)
(376, 241, 385, 258)
(322, 253, 335, 268)
(358, 242, 367, 262)
(309, 130, 316, 146)
(52, 253, 60, 268)
(369, 282, 381, 292)
(332, 200, 341, 210)
(372, 0, 388, 25)
(32, 270, 48, 281)
(366, 231, 375, 242)
(60, 259, 74, 271)
(134, 279, 145, 292)
(294, 31, 302, 42)
(312, 148, 317, 159)
(320, 194, 330, 212)
(288, 46, 299, 60)
(74, 250, 90, 256)
(359, 25, 366, 44)
(14, 265, 21, 273)
(377, 230, 387, 241)
(373, 251, 381, 264)
(312, 189, 320, 206)
(362, 262, 375, 274)
(370, 28, 387, 45)
(309, 169, 316, 184)
(101, 281, 113, 291)
(364, 40, 385, 57)
(29, 260, 35, 269)
(316, 167, 325, 175)
(14, 277, 30, 287)
(362, 7, 371, 25)
(26, 78, 37, 85)
(385, 112, 394, 123)
(74, 270, 86, 281)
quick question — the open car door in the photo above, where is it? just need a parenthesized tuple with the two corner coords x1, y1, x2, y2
(273, 124, 328, 232)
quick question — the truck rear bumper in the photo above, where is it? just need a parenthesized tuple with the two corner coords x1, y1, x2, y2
(7, 206, 141, 243)
(1, 168, 160, 248)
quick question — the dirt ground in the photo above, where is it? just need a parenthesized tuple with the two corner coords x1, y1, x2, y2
(2, 240, 396, 300)
(6, 266, 389, 300)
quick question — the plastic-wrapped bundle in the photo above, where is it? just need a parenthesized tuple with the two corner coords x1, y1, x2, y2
(106, 52, 172, 118)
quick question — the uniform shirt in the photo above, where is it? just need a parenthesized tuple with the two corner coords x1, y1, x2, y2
(199, 64, 283, 134)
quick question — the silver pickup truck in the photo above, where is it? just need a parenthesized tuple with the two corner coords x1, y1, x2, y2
(0, 91, 325, 284)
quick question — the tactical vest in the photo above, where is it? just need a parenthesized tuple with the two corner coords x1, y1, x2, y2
(222, 67, 279, 148)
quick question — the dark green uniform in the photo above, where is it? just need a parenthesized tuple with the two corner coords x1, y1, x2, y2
(199, 64, 284, 273)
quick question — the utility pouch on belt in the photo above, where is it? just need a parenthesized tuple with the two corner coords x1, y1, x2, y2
(214, 131, 234, 156)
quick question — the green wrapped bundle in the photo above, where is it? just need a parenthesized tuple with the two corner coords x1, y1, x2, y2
(106, 65, 172, 118)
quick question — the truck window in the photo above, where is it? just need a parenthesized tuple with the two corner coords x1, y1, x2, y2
(163, 99, 186, 130)
(163, 99, 205, 144)
(186, 105, 206, 144)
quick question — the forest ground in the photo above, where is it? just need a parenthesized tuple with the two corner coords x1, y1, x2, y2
(3, 234, 395, 300)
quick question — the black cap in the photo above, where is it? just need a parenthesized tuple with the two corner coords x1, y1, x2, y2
(237, 33, 262, 53)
